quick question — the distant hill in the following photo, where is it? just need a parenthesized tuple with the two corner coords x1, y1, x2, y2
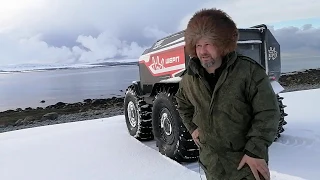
(0, 61, 139, 73)
(91, 61, 138, 66)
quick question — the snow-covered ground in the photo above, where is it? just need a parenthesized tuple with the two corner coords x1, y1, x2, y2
(0, 88, 319, 180)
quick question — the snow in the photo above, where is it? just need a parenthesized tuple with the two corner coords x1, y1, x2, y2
(1, 88, 320, 180)
(237, 40, 262, 44)
(160, 77, 182, 83)
(268, 89, 320, 180)
(271, 80, 285, 94)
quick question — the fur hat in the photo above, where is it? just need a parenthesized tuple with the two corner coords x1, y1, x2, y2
(184, 8, 239, 57)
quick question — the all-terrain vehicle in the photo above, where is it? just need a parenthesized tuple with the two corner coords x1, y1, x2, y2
(124, 24, 288, 163)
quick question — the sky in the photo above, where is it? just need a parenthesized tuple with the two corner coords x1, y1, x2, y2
(0, 0, 319, 66)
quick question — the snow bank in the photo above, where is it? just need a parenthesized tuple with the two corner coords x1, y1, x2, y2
(1, 88, 320, 180)
(0, 116, 200, 180)
(268, 88, 320, 180)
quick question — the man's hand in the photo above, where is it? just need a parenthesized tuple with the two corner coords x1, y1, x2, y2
(191, 128, 200, 147)
(237, 154, 270, 180)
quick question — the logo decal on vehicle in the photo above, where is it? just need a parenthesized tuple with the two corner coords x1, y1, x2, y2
(140, 46, 185, 77)
(150, 56, 165, 70)
(268, 46, 278, 60)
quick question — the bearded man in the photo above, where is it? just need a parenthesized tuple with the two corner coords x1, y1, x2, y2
(175, 8, 280, 180)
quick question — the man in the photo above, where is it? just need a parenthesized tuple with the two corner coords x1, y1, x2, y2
(175, 8, 280, 180)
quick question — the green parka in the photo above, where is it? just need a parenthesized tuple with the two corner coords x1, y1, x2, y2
(175, 51, 280, 180)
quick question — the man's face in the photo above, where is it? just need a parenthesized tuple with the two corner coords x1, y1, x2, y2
(195, 37, 222, 68)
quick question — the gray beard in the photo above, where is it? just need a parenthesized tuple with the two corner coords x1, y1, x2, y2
(201, 60, 215, 68)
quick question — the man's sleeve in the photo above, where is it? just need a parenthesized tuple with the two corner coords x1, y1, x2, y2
(175, 82, 198, 135)
(244, 65, 280, 160)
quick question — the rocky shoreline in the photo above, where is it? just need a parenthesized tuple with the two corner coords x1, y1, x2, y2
(1, 68, 320, 133)
(280, 68, 320, 92)
(0, 97, 125, 133)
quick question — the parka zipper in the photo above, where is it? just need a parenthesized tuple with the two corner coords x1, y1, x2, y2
(209, 69, 229, 113)
(196, 67, 229, 114)
(198, 75, 212, 94)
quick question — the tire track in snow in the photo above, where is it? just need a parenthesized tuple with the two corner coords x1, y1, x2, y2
(276, 129, 320, 150)
(277, 135, 315, 147)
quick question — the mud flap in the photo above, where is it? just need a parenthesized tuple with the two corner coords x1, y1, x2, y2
(270, 80, 284, 94)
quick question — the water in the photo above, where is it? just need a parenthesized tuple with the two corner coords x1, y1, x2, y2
(281, 57, 320, 73)
(0, 57, 319, 112)
(0, 65, 139, 111)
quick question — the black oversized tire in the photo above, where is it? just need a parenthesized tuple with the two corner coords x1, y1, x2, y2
(274, 94, 288, 141)
(124, 85, 153, 141)
(152, 90, 199, 163)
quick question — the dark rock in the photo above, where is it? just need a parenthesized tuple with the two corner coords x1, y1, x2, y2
(16, 108, 23, 112)
(279, 68, 320, 87)
(54, 102, 66, 108)
(23, 116, 35, 125)
(45, 105, 56, 109)
(114, 102, 123, 107)
(91, 99, 108, 106)
(66, 102, 83, 108)
(40, 100, 45, 103)
(42, 112, 59, 120)
(15, 119, 23, 126)
(24, 116, 35, 122)
(84, 99, 92, 103)
(4, 109, 15, 113)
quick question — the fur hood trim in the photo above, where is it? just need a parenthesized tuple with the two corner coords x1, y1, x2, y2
(184, 8, 239, 57)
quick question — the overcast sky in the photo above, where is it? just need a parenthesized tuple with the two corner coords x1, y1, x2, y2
(0, 0, 319, 65)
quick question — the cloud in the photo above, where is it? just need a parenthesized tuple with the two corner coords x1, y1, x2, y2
(0, 33, 76, 65)
(269, 24, 320, 58)
(178, 0, 320, 29)
(0, 0, 204, 65)
(74, 31, 150, 63)
(0, 0, 319, 66)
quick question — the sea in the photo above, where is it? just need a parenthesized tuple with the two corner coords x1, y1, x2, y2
(0, 65, 139, 111)
(0, 57, 319, 112)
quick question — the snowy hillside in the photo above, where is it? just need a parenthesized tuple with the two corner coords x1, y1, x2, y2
(0, 88, 319, 180)
(0, 60, 137, 73)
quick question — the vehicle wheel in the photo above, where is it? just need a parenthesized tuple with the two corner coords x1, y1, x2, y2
(152, 90, 198, 163)
(124, 85, 153, 141)
(275, 94, 288, 141)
